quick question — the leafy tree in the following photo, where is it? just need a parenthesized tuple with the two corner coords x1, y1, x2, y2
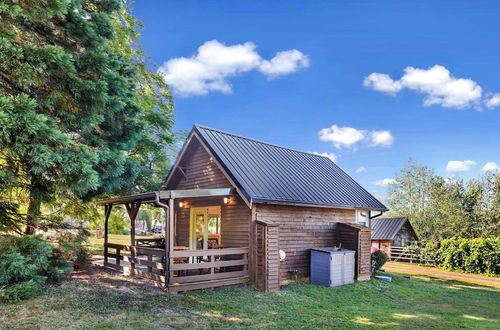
(387, 159, 500, 241)
(0, 0, 174, 234)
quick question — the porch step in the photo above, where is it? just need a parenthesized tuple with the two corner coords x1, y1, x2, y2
(167, 276, 249, 293)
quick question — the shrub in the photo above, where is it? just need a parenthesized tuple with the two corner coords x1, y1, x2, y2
(438, 237, 500, 275)
(54, 229, 91, 270)
(0, 235, 72, 303)
(371, 248, 387, 272)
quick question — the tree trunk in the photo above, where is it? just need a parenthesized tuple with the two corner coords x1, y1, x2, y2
(25, 192, 41, 235)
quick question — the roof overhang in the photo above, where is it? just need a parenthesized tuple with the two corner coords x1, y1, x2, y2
(251, 198, 388, 211)
(95, 188, 235, 206)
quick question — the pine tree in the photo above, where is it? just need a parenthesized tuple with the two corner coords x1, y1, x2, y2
(0, 0, 173, 234)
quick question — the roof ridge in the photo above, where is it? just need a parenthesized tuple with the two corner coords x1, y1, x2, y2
(194, 124, 335, 161)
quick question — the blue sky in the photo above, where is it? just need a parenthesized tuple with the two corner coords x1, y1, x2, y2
(133, 1, 500, 201)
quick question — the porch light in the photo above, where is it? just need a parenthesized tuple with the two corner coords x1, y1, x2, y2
(223, 197, 229, 204)
(179, 202, 184, 208)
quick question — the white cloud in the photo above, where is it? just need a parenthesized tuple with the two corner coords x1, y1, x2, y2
(372, 178, 397, 187)
(318, 125, 366, 149)
(355, 166, 366, 173)
(486, 94, 500, 109)
(445, 160, 477, 173)
(259, 49, 310, 78)
(157, 40, 309, 96)
(312, 152, 338, 162)
(369, 130, 394, 147)
(363, 73, 402, 94)
(481, 162, 499, 173)
(364, 65, 485, 109)
(318, 125, 394, 149)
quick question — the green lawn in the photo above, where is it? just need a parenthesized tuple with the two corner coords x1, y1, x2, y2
(0, 267, 498, 329)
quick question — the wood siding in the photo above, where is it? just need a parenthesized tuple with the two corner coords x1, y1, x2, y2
(166, 137, 231, 190)
(254, 204, 356, 282)
(393, 222, 417, 247)
(173, 196, 251, 248)
(372, 239, 392, 256)
(357, 230, 372, 280)
(166, 136, 250, 249)
(254, 220, 280, 292)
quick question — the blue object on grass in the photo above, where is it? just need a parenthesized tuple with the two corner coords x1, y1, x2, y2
(375, 275, 392, 282)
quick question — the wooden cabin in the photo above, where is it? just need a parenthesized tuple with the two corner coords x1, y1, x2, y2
(96, 125, 387, 292)
(371, 217, 418, 257)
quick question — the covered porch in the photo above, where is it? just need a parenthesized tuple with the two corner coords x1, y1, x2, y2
(95, 188, 250, 293)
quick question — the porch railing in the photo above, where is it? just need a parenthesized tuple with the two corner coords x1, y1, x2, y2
(104, 243, 166, 286)
(168, 247, 249, 292)
(104, 243, 249, 291)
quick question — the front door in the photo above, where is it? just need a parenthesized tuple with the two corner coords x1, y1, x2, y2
(190, 207, 208, 250)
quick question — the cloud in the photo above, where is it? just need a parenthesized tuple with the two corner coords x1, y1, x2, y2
(363, 73, 402, 94)
(318, 125, 366, 149)
(369, 130, 394, 147)
(318, 125, 394, 149)
(446, 160, 477, 173)
(355, 166, 367, 173)
(372, 178, 397, 187)
(312, 152, 338, 162)
(157, 40, 309, 96)
(486, 94, 500, 109)
(259, 49, 310, 78)
(481, 162, 499, 173)
(364, 65, 486, 109)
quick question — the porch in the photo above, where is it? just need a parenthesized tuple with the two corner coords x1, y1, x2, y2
(96, 188, 251, 292)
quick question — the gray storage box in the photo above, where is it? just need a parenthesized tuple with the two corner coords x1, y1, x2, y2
(310, 248, 355, 287)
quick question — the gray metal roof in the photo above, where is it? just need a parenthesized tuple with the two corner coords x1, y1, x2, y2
(192, 125, 387, 210)
(371, 217, 408, 240)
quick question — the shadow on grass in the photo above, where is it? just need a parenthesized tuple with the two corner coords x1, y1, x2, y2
(1, 268, 498, 329)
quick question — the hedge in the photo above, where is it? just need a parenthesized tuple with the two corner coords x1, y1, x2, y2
(437, 237, 500, 276)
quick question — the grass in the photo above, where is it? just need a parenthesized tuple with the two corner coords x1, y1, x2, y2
(88, 234, 157, 255)
(0, 267, 498, 329)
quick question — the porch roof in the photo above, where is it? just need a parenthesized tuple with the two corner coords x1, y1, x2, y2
(95, 188, 235, 206)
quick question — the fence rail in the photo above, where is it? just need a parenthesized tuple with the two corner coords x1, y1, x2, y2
(104, 243, 166, 286)
(103, 243, 249, 292)
(168, 247, 249, 292)
(390, 246, 436, 265)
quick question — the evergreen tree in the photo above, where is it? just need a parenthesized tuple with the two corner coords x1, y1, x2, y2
(0, 0, 173, 234)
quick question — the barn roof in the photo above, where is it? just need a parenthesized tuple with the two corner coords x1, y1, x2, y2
(371, 217, 410, 240)
(177, 125, 387, 211)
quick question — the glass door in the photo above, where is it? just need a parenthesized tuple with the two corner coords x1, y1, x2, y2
(189, 207, 208, 250)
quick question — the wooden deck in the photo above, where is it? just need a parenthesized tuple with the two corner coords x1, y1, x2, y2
(103, 243, 249, 292)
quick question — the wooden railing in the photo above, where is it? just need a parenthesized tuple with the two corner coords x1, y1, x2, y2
(168, 247, 249, 292)
(104, 242, 166, 286)
(104, 243, 249, 292)
(390, 246, 436, 265)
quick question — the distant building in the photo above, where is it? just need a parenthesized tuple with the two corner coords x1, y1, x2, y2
(371, 217, 418, 255)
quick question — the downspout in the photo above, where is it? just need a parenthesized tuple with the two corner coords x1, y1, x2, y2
(154, 191, 170, 290)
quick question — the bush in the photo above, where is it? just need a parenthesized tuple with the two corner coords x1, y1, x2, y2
(371, 248, 387, 272)
(54, 229, 91, 270)
(438, 237, 500, 275)
(0, 235, 72, 303)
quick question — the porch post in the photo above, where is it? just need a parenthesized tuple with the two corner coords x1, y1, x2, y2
(125, 202, 141, 271)
(103, 204, 112, 265)
(164, 197, 174, 289)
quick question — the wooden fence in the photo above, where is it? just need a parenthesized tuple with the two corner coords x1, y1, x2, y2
(104, 242, 166, 286)
(168, 247, 249, 292)
(390, 246, 436, 265)
(104, 243, 249, 291)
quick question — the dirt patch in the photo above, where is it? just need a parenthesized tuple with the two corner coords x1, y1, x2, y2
(384, 262, 500, 288)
